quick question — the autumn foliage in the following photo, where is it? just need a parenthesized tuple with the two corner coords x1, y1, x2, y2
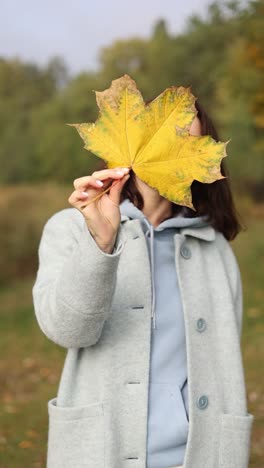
(69, 75, 227, 209)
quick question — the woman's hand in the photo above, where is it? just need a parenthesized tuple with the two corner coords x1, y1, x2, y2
(68, 167, 130, 253)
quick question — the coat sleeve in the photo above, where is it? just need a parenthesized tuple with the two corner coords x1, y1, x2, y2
(32, 209, 127, 349)
(233, 259, 243, 340)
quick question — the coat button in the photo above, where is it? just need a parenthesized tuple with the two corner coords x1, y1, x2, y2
(180, 244, 191, 259)
(197, 395, 209, 410)
(196, 318, 207, 332)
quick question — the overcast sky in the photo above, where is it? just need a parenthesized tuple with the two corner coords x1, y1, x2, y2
(1, 0, 213, 76)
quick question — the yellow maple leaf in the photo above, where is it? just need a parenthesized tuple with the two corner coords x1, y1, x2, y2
(68, 74, 228, 210)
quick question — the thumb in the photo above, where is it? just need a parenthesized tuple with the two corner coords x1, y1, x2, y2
(108, 174, 130, 206)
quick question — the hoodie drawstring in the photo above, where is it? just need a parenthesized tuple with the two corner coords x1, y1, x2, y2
(120, 199, 212, 333)
(141, 219, 157, 330)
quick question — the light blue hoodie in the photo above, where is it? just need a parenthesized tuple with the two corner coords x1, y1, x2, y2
(119, 198, 211, 468)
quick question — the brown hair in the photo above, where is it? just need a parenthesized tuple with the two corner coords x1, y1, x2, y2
(107, 99, 244, 241)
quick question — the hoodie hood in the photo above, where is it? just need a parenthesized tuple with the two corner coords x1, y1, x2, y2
(120, 198, 211, 230)
(119, 198, 213, 329)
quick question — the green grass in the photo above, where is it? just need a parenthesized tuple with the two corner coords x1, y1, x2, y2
(231, 202, 264, 466)
(0, 279, 65, 467)
(0, 197, 263, 467)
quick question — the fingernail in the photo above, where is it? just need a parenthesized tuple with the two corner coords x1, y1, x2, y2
(122, 167, 129, 172)
(116, 171, 124, 175)
(96, 180, 104, 186)
(81, 192, 89, 197)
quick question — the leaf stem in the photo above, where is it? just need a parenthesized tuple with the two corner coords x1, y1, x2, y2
(80, 183, 113, 210)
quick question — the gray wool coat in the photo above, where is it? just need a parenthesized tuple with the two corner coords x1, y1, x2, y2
(32, 207, 254, 468)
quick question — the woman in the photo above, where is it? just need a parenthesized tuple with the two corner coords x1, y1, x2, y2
(32, 101, 254, 468)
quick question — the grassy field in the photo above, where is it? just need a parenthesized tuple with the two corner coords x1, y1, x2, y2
(0, 186, 263, 467)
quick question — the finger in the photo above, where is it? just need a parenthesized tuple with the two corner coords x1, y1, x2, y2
(92, 167, 130, 179)
(108, 173, 130, 206)
(68, 189, 93, 205)
(73, 169, 130, 191)
(73, 176, 105, 191)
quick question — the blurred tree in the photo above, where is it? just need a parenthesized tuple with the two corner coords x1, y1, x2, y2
(30, 72, 105, 182)
(98, 38, 148, 84)
(46, 56, 70, 89)
(0, 58, 57, 183)
(215, 0, 264, 198)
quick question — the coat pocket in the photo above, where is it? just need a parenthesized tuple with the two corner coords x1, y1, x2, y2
(47, 397, 104, 468)
(218, 412, 254, 468)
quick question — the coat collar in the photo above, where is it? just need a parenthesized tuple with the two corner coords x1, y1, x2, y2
(120, 215, 216, 242)
(180, 224, 216, 242)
